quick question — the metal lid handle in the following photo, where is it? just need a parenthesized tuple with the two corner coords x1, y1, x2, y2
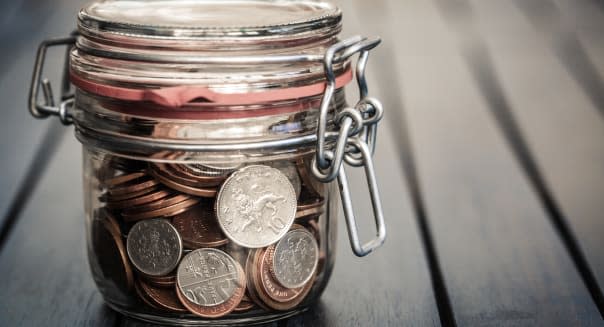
(28, 36, 76, 125)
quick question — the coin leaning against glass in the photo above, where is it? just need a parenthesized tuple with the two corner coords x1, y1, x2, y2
(271, 228, 319, 289)
(216, 165, 297, 248)
(126, 219, 183, 277)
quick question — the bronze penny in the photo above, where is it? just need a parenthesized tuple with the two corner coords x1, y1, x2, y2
(138, 278, 188, 313)
(122, 197, 200, 222)
(295, 208, 324, 220)
(92, 212, 134, 293)
(233, 295, 255, 312)
(244, 250, 271, 311)
(171, 164, 227, 187)
(296, 158, 325, 198)
(123, 193, 192, 214)
(109, 177, 159, 197)
(103, 185, 161, 203)
(296, 196, 325, 211)
(106, 172, 146, 188)
(105, 188, 172, 210)
(153, 169, 218, 198)
(150, 162, 209, 188)
(175, 262, 246, 318)
(255, 247, 315, 310)
(261, 246, 304, 302)
(172, 202, 228, 248)
(142, 273, 177, 288)
(134, 280, 162, 310)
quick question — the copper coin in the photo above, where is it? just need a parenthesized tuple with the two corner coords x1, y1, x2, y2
(105, 188, 172, 210)
(171, 164, 227, 187)
(101, 209, 122, 237)
(297, 196, 325, 211)
(109, 177, 159, 197)
(233, 296, 255, 312)
(92, 212, 134, 293)
(106, 172, 146, 188)
(123, 193, 192, 214)
(260, 246, 304, 302)
(175, 251, 246, 318)
(296, 158, 325, 198)
(244, 250, 271, 311)
(150, 162, 214, 188)
(135, 280, 162, 310)
(122, 197, 200, 222)
(153, 169, 218, 198)
(102, 185, 160, 203)
(172, 202, 228, 248)
(255, 247, 315, 310)
(142, 273, 177, 288)
(295, 207, 324, 220)
(138, 279, 188, 313)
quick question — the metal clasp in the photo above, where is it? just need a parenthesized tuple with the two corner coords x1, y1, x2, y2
(311, 36, 386, 257)
(28, 35, 76, 125)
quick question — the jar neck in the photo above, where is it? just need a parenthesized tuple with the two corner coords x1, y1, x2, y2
(72, 89, 346, 163)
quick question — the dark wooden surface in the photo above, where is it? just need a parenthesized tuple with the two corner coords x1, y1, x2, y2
(0, 0, 603, 326)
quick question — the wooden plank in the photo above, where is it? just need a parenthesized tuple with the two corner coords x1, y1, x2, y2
(531, 0, 604, 86)
(510, 0, 604, 120)
(0, 135, 118, 326)
(361, 0, 604, 325)
(469, 0, 604, 313)
(0, 0, 88, 242)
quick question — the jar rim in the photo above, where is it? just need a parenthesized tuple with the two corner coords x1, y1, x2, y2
(78, 0, 341, 47)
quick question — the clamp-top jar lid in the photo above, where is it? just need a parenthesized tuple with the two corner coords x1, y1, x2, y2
(78, 0, 342, 47)
(71, 0, 351, 106)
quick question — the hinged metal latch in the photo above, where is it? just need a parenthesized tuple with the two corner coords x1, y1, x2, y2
(311, 36, 387, 257)
(28, 35, 76, 125)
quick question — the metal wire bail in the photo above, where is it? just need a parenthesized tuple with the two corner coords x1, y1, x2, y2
(310, 36, 387, 257)
(28, 35, 76, 125)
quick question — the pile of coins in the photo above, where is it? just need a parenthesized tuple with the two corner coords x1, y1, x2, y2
(91, 154, 326, 318)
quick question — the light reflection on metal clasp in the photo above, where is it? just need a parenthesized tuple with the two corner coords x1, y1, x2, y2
(310, 36, 387, 257)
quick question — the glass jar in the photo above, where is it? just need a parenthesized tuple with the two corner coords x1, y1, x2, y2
(28, 0, 386, 325)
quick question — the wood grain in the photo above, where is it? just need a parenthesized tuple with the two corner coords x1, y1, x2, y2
(365, 0, 604, 324)
(470, 0, 604, 313)
(0, 135, 118, 326)
(0, 0, 88, 242)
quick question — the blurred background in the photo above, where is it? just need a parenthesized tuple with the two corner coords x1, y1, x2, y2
(0, 0, 603, 326)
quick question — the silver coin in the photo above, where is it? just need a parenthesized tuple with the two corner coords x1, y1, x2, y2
(182, 162, 242, 177)
(272, 228, 319, 289)
(176, 248, 240, 306)
(268, 161, 301, 199)
(216, 165, 297, 248)
(126, 219, 183, 277)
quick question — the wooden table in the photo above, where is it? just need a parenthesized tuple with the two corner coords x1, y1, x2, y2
(1, 0, 603, 326)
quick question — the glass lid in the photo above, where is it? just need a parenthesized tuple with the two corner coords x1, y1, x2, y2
(78, 0, 342, 41)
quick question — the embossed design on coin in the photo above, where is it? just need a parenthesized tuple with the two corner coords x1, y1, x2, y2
(216, 165, 297, 248)
(176, 248, 242, 307)
(172, 201, 228, 249)
(126, 219, 183, 276)
(271, 228, 318, 288)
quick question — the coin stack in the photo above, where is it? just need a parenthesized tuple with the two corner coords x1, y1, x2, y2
(91, 153, 326, 318)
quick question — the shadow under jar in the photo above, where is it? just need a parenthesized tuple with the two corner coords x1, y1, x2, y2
(28, 0, 387, 325)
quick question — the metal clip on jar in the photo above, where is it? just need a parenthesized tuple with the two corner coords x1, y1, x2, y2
(28, 0, 386, 325)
